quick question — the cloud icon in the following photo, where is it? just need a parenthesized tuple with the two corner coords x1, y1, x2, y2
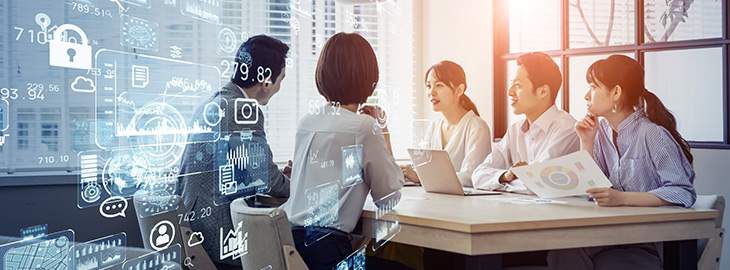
(188, 231, 204, 247)
(71, 76, 96, 93)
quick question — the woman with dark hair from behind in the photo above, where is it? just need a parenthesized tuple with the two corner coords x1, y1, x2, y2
(401, 60, 492, 187)
(549, 54, 696, 270)
(281, 32, 405, 270)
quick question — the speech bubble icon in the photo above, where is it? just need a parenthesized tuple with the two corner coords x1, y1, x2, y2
(100, 196, 128, 218)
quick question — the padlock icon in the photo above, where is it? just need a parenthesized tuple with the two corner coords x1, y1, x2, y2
(49, 24, 92, 70)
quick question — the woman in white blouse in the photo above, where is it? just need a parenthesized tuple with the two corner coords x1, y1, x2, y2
(401, 60, 492, 187)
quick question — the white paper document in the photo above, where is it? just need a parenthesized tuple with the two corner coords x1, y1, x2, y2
(510, 151, 613, 198)
(482, 197, 568, 205)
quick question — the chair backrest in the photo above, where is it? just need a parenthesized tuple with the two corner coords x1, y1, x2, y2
(693, 195, 725, 228)
(692, 195, 725, 264)
(230, 197, 308, 270)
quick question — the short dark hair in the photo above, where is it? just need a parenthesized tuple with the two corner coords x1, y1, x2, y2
(232, 35, 289, 88)
(516, 52, 562, 101)
(315, 32, 379, 104)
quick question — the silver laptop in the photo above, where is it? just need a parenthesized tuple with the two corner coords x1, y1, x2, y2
(407, 148, 500, 196)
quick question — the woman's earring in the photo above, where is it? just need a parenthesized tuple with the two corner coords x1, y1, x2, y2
(611, 103, 618, 113)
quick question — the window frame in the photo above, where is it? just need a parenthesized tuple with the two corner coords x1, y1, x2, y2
(492, 0, 730, 149)
(0, 0, 418, 180)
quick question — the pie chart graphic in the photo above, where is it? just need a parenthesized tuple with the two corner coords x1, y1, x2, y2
(539, 166, 579, 190)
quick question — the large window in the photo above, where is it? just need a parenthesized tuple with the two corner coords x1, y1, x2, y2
(493, 0, 729, 148)
(262, 0, 417, 161)
(0, 0, 416, 175)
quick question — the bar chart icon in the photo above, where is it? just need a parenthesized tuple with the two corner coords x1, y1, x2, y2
(80, 154, 99, 183)
(79, 153, 103, 205)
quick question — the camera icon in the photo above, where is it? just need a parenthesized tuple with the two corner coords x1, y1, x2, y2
(234, 98, 259, 124)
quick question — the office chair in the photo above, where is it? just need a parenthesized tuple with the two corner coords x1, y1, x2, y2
(693, 195, 725, 270)
(133, 191, 216, 270)
(229, 197, 309, 270)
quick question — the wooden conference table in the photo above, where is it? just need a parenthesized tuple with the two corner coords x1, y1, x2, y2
(361, 186, 719, 270)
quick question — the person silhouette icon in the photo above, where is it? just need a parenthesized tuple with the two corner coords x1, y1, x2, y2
(150, 220, 175, 251)
(156, 225, 170, 246)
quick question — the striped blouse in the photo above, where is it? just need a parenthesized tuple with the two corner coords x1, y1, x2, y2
(592, 110, 696, 207)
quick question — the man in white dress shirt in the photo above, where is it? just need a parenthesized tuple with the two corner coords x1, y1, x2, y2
(472, 52, 579, 192)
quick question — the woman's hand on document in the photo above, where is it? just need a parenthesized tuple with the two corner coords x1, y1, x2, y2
(586, 187, 626, 207)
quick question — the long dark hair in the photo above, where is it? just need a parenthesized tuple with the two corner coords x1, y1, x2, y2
(586, 55, 693, 163)
(425, 60, 479, 116)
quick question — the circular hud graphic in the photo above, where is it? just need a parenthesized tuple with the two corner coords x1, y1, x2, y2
(129, 102, 186, 171)
(102, 152, 151, 197)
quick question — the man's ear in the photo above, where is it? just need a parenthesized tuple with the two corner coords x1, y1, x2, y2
(250, 84, 266, 99)
(259, 80, 274, 96)
(537, 85, 551, 99)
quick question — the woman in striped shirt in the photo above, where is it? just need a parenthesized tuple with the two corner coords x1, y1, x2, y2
(548, 55, 696, 270)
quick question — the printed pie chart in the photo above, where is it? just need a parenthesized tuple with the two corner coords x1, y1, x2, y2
(539, 166, 579, 190)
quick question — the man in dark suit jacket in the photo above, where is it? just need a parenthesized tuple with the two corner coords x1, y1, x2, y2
(178, 35, 290, 268)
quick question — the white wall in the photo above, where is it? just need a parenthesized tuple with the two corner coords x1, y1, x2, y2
(419, 1, 728, 268)
(420, 0, 494, 130)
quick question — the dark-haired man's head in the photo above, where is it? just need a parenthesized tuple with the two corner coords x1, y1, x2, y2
(315, 32, 379, 105)
(508, 52, 562, 121)
(232, 35, 289, 105)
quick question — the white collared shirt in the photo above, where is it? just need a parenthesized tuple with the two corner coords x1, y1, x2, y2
(472, 105, 579, 191)
(282, 105, 404, 233)
(422, 111, 492, 187)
